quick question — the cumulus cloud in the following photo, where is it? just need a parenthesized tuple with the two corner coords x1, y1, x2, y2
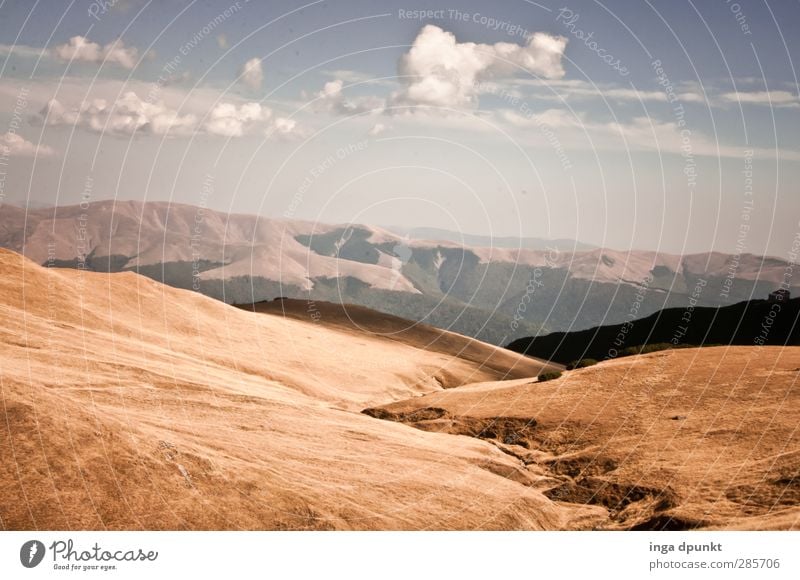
(311, 79, 385, 115)
(204, 102, 270, 137)
(52, 36, 139, 69)
(39, 92, 196, 136)
(0, 132, 55, 157)
(272, 117, 298, 136)
(37, 91, 299, 139)
(240, 57, 263, 89)
(317, 79, 343, 103)
(368, 122, 388, 136)
(393, 25, 567, 109)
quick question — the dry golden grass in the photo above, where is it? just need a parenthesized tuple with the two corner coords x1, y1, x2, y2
(0, 249, 586, 530)
(374, 347, 800, 530)
(2, 248, 797, 530)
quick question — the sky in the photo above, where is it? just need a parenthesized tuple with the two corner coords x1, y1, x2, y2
(0, 0, 798, 256)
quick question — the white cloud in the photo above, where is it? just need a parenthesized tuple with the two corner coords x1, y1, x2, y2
(159, 70, 192, 86)
(594, 87, 705, 105)
(720, 90, 799, 108)
(678, 92, 706, 104)
(311, 79, 385, 115)
(204, 102, 270, 137)
(52, 36, 139, 69)
(319, 79, 343, 100)
(514, 78, 706, 105)
(40, 92, 197, 136)
(0, 44, 48, 59)
(240, 57, 263, 90)
(600, 116, 799, 160)
(38, 91, 300, 139)
(272, 117, 297, 136)
(609, 117, 800, 160)
(393, 25, 567, 109)
(368, 123, 388, 136)
(0, 132, 55, 157)
(597, 88, 666, 102)
(497, 106, 800, 160)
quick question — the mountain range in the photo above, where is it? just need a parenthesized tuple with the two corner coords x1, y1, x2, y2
(1, 200, 796, 345)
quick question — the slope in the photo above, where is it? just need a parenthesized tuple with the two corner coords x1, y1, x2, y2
(366, 347, 800, 530)
(506, 297, 800, 364)
(0, 248, 589, 530)
(238, 298, 560, 386)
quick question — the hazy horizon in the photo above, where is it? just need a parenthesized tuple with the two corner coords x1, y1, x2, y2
(5, 194, 797, 260)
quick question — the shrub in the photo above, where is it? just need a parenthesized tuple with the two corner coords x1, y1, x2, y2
(566, 358, 598, 370)
(619, 343, 676, 358)
(537, 371, 563, 382)
(637, 342, 675, 354)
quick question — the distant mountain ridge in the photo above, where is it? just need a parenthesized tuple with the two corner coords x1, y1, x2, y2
(385, 225, 597, 252)
(1, 199, 797, 345)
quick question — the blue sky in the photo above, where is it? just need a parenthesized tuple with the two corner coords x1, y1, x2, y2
(0, 0, 799, 256)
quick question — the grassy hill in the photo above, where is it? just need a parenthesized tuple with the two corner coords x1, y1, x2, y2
(506, 297, 800, 365)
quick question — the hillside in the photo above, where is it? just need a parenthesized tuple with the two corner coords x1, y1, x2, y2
(2, 200, 798, 345)
(0, 248, 580, 530)
(237, 298, 556, 384)
(366, 347, 800, 530)
(506, 297, 800, 365)
(1, 248, 797, 530)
